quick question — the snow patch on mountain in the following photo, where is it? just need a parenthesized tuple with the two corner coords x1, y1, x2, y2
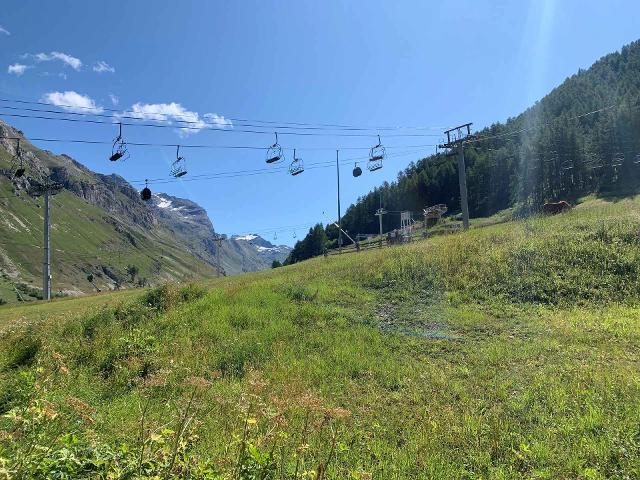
(255, 245, 282, 253)
(156, 198, 173, 209)
(233, 234, 259, 241)
(152, 194, 188, 216)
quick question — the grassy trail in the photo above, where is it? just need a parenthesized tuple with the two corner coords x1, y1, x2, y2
(1, 196, 639, 478)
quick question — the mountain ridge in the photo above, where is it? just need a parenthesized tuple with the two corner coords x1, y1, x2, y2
(0, 121, 290, 302)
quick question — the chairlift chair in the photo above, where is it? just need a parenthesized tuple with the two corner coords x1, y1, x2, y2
(110, 123, 128, 161)
(368, 135, 385, 172)
(352, 162, 362, 177)
(12, 138, 26, 178)
(140, 179, 152, 201)
(266, 133, 284, 164)
(289, 149, 304, 176)
(170, 145, 187, 178)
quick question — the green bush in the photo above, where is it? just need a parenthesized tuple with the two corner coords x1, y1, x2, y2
(143, 283, 207, 312)
(2, 330, 41, 369)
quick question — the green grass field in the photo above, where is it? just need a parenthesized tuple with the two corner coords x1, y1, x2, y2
(1, 196, 639, 479)
(0, 148, 217, 304)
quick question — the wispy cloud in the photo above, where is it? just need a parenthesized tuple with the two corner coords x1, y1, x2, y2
(0, 26, 9, 35)
(109, 93, 119, 106)
(93, 61, 115, 73)
(204, 113, 233, 129)
(41, 91, 103, 114)
(26, 51, 82, 70)
(125, 102, 232, 135)
(41, 71, 68, 79)
(7, 63, 29, 76)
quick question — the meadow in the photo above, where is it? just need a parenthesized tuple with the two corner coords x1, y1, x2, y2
(1, 196, 639, 479)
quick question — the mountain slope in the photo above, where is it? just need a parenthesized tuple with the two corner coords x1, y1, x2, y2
(0, 121, 287, 302)
(288, 39, 640, 262)
(1, 195, 639, 477)
(150, 193, 291, 274)
(0, 137, 217, 301)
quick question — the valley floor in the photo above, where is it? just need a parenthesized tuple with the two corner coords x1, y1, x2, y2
(1, 196, 639, 478)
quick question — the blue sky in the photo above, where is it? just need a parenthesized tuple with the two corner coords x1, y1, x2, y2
(1, 1, 639, 245)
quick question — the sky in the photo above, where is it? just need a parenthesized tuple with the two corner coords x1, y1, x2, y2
(1, 0, 639, 246)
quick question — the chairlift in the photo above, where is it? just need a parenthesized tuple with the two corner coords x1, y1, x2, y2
(292, 231, 297, 239)
(368, 135, 385, 172)
(289, 149, 304, 176)
(266, 132, 284, 164)
(274, 232, 278, 241)
(352, 162, 362, 177)
(170, 145, 187, 178)
(12, 138, 26, 178)
(140, 179, 152, 201)
(109, 123, 128, 161)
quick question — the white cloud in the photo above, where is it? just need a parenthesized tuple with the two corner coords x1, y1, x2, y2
(40, 71, 68, 79)
(93, 61, 115, 73)
(204, 113, 233, 128)
(0, 26, 9, 35)
(8, 63, 28, 76)
(28, 51, 82, 70)
(109, 93, 119, 106)
(125, 102, 232, 135)
(41, 91, 103, 114)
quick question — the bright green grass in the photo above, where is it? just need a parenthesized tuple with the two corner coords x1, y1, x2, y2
(0, 164, 216, 303)
(1, 196, 639, 478)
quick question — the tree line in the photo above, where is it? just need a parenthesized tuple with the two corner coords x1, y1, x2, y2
(285, 40, 640, 265)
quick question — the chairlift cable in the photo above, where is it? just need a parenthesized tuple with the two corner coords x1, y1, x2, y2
(0, 109, 444, 138)
(0, 96, 448, 131)
(0, 134, 438, 152)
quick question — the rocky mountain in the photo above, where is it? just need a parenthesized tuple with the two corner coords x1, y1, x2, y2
(229, 234, 292, 270)
(150, 193, 290, 274)
(0, 119, 289, 303)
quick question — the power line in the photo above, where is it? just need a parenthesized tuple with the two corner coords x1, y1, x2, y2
(0, 133, 438, 152)
(0, 103, 444, 136)
(126, 148, 432, 186)
(467, 103, 632, 145)
(0, 108, 444, 138)
(0, 95, 449, 131)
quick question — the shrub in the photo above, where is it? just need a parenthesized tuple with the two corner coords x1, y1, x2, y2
(2, 329, 41, 369)
(143, 283, 207, 312)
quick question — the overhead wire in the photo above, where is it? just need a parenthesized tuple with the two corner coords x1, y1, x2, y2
(0, 103, 445, 136)
(0, 95, 449, 131)
(0, 109, 444, 138)
(467, 103, 638, 145)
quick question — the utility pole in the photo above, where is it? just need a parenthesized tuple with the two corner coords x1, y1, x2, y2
(336, 150, 342, 254)
(438, 123, 474, 230)
(30, 179, 63, 300)
(375, 207, 387, 247)
(214, 234, 223, 277)
(43, 191, 50, 300)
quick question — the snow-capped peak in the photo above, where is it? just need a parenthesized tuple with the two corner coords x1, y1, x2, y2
(234, 234, 259, 241)
(156, 198, 173, 209)
(152, 193, 189, 217)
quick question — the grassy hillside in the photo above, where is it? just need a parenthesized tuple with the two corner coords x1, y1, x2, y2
(0, 148, 217, 303)
(1, 196, 639, 478)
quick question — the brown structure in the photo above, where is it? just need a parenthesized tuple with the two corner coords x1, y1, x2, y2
(542, 201, 572, 215)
